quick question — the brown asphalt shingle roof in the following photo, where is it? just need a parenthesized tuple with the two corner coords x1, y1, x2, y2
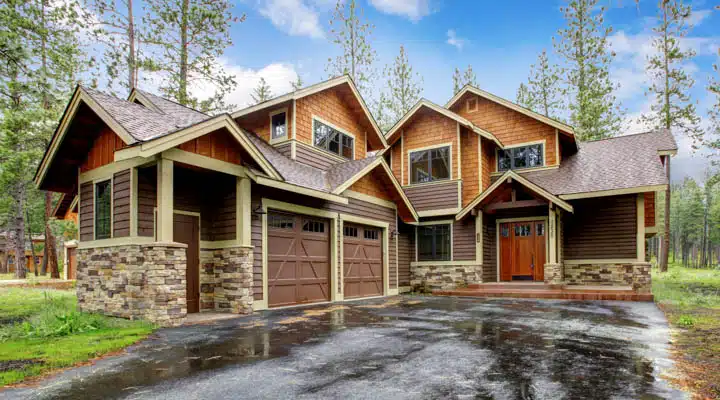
(523, 129, 676, 196)
(134, 89, 209, 129)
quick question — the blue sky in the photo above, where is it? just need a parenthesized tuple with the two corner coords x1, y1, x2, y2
(172, 0, 719, 183)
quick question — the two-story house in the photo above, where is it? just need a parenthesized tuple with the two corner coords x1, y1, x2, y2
(37, 76, 674, 326)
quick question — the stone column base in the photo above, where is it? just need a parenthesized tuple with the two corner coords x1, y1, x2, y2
(544, 263, 563, 285)
(410, 264, 483, 292)
(632, 262, 651, 293)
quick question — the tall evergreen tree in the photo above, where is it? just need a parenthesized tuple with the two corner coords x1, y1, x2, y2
(290, 75, 303, 91)
(452, 65, 477, 94)
(555, 0, 622, 140)
(372, 92, 393, 133)
(251, 77, 271, 104)
(144, 0, 242, 112)
(707, 64, 720, 162)
(516, 83, 534, 110)
(452, 67, 462, 94)
(381, 45, 422, 124)
(326, 0, 376, 96)
(526, 50, 565, 119)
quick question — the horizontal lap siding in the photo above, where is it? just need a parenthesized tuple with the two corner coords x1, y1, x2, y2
(404, 181, 459, 211)
(79, 182, 94, 241)
(453, 218, 475, 261)
(211, 177, 236, 241)
(397, 223, 414, 286)
(137, 166, 157, 237)
(113, 170, 131, 237)
(564, 195, 637, 259)
(482, 215, 497, 282)
(274, 142, 292, 158)
(174, 169, 236, 242)
(295, 144, 339, 170)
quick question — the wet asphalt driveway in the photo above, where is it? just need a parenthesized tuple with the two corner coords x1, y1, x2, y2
(3, 296, 687, 400)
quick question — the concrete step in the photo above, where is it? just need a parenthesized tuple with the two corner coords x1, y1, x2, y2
(434, 288, 653, 302)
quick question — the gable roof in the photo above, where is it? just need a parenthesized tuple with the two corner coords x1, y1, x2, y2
(128, 88, 209, 129)
(446, 85, 575, 136)
(522, 129, 675, 200)
(384, 99, 503, 148)
(231, 75, 388, 149)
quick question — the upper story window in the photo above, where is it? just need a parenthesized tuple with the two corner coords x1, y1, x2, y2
(95, 180, 112, 240)
(313, 118, 354, 159)
(270, 110, 287, 141)
(497, 143, 544, 172)
(410, 146, 450, 184)
(417, 224, 451, 261)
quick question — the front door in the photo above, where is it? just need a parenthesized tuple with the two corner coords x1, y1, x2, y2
(499, 220, 546, 281)
(173, 213, 200, 313)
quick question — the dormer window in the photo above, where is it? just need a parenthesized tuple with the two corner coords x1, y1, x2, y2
(313, 117, 354, 159)
(270, 110, 287, 141)
(497, 143, 544, 172)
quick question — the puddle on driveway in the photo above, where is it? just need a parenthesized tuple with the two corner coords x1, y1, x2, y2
(3, 297, 686, 400)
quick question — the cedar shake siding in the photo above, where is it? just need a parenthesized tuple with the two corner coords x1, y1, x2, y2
(482, 214, 497, 282)
(481, 138, 496, 191)
(235, 101, 293, 143)
(250, 185, 398, 301)
(453, 218, 475, 261)
(112, 170, 131, 237)
(347, 169, 393, 201)
(137, 166, 157, 237)
(294, 143, 340, 170)
(452, 92, 559, 167)
(460, 126, 479, 206)
(564, 195, 637, 260)
(404, 181, 459, 212)
(80, 128, 127, 173)
(397, 222, 415, 286)
(400, 108, 459, 186)
(79, 181, 94, 241)
(645, 192, 656, 227)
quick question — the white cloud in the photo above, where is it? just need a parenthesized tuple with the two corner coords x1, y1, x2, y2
(446, 29, 466, 50)
(217, 62, 299, 109)
(258, 0, 325, 39)
(369, 0, 432, 21)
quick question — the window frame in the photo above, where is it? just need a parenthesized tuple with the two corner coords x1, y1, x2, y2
(466, 97, 478, 113)
(407, 144, 453, 185)
(311, 116, 355, 160)
(94, 178, 113, 240)
(416, 223, 452, 262)
(269, 108, 288, 144)
(496, 141, 545, 172)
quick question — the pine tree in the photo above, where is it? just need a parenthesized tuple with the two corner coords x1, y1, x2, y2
(452, 65, 477, 94)
(290, 75, 303, 91)
(555, 0, 622, 140)
(381, 45, 422, 125)
(144, 0, 243, 112)
(251, 77, 272, 104)
(452, 68, 462, 94)
(516, 83, 534, 110)
(526, 50, 564, 119)
(326, 0, 376, 96)
(372, 92, 393, 133)
(707, 64, 720, 162)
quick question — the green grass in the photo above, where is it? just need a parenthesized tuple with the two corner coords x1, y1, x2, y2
(0, 273, 53, 281)
(0, 288, 154, 386)
(652, 264, 720, 309)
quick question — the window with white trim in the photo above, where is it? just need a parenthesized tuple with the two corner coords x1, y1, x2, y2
(417, 224, 451, 261)
(95, 180, 112, 240)
(271, 111, 287, 140)
(313, 119, 354, 159)
(410, 146, 450, 184)
(497, 143, 544, 172)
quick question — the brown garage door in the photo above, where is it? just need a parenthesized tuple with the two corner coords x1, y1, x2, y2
(267, 211, 330, 307)
(343, 223, 383, 299)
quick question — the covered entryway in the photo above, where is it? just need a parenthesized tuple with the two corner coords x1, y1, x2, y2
(499, 220, 546, 281)
(267, 211, 331, 307)
(173, 213, 200, 313)
(343, 223, 383, 299)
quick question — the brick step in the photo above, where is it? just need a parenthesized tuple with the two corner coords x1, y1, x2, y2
(434, 288, 653, 302)
(467, 283, 559, 290)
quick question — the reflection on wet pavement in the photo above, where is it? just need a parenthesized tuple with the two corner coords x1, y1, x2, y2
(2, 297, 686, 399)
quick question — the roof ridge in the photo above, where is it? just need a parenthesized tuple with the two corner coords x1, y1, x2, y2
(135, 88, 208, 116)
(583, 129, 671, 143)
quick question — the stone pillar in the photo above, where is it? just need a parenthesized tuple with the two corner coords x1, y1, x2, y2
(632, 262, 651, 293)
(544, 263, 563, 285)
(142, 242, 187, 327)
(216, 246, 254, 314)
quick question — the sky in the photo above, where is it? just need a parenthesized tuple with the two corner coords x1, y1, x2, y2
(135, 0, 720, 184)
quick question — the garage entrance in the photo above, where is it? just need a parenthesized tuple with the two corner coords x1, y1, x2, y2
(343, 223, 383, 299)
(267, 211, 331, 307)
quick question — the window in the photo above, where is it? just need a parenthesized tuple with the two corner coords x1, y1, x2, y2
(536, 223, 545, 236)
(497, 143, 544, 172)
(467, 97, 478, 112)
(417, 224, 451, 261)
(269, 213, 294, 229)
(514, 224, 531, 237)
(303, 219, 325, 233)
(313, 119, 354, 159)
(501, 225, 509, 238)
(271, 111, 287, 140)
(95, 180, 112, 240)
(344, 226, 358, 237)
(363, 229, 379, 240)
(410, 146, 450, 184)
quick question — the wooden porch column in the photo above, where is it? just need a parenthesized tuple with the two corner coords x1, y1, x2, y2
(548, 204, 557, 264)
(156, 158, 174, 242)
(475, 211, 483, 262)
(237, 177, 251, 246)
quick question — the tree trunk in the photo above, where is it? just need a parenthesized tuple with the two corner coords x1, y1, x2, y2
(26, 209, 38, 277)
(178, 0, 189, 105)
(44, 191, 59, 278)
(660, 156, 670, 272)
(128, 0, 136, 90)
(14, 182, 26, 279)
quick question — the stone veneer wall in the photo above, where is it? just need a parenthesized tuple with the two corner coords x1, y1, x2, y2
(199, 246, 253, 314)
(76, 243, 187, 327)
(563, 263, 634, 286)
(410, 264, 483, 291)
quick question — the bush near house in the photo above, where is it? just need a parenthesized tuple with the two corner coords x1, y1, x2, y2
(653, 263, 720, 399)
(0, 288, 154, 386)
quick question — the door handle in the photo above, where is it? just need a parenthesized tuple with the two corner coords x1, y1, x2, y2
(531, 254, 535, 270)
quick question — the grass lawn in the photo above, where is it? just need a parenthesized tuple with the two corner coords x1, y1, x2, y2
(0, 273, 52, 281)
(0, 288, 154, 386)
(653, 263, 720, 399)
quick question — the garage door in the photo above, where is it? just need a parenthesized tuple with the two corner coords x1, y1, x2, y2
(343, 223, 383, 299)
(267, 211, 330, 307)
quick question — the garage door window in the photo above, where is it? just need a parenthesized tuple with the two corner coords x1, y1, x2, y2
(269, 213, 294, 229)
(303, 219, 325, 233)
(363, 229, 379, 240)
(344, 226, 358, 237)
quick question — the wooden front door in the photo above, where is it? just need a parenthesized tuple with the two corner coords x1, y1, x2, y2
(67, 248, 77, 280)
(499, 220, 546, 281)
(343, 224, 383, 299)
(267, 212, 330, 307)
(173, 213, 200, 313)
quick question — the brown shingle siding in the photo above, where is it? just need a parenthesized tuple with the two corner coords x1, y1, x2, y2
(402, 108, 458, 186)
(112, 169, 131, 237)
(564, 195, 637, 259)
(79, 182, 94, 241)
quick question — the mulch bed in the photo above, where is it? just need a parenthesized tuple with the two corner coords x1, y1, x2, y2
(0, 359, 44, 373)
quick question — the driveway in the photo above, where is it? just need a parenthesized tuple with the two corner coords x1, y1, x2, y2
(3, 297, 686, 399)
